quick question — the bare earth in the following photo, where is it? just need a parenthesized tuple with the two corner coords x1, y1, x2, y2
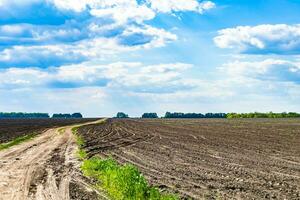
(0, 120, 103, 200)
(78, 119, 300, 200)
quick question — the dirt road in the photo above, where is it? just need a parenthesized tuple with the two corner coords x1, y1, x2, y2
(0, 120, 104, 200)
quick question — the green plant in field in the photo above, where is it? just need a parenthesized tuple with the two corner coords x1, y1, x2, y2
(226, 112, 300, 118)
(58, 127, 66, 134)
(71, 126, 79, 134)
(0, 133, 36, 151)
(71, 126, 87, 159)
(77, 149, 87, 159)
(75, 135, 85, 147)
(81, 157, 178, 200)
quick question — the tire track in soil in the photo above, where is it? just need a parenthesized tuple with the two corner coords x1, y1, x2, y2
(0, 120, 104, 200)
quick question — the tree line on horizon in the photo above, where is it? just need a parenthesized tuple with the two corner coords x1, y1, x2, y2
(226, 112, 300, 118)
(0, 112, 83, 119)
(115, 112, 300, 119)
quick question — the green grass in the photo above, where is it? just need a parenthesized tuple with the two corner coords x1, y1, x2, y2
(77, 148, 88, 159)
(57, 127, 66, 134)
(71, 126, 79, 134)
(81, 157, 178, 200)
(0, 133, 36, 151)
(75, 134, 85, 147)
(71, 126, 87, 159)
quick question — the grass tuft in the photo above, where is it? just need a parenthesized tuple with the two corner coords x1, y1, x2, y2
(72, 126, 87, 159)
(0, 133, 36, 151)
(81, 157, 178, 200)
(58, 127, 66, 134)
(77, 149, 88, 159)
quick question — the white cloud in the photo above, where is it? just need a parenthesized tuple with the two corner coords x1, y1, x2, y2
(51, 0, 155, 24)
(214, 24, 300, 54)
(146, 0, 215, 13)
(0, 24, 177, 67)
(90, 4, 155, 24)
(50, 0, 89, 12)
(0, 62, 194, 93)
(50, 0, 214, 23)
(119, 25, 177, 48)
(220, 59, 300, 83)
(0, 0, 215, 68)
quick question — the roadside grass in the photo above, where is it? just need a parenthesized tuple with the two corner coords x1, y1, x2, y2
(0, 133, 36, 151)
(71, 126, 87, 159)
(81, 157, 178, 200)
(72, 121, 178, 200)
(58, 127, 66, 134)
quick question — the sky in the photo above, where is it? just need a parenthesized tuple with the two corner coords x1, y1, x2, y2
(0, 0, 300, 117)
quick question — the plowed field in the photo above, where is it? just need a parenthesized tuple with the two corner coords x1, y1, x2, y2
(77, 118, 300, 199)
(0, 118, 98, 143)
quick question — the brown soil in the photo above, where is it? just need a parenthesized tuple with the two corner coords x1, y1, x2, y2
(0, 120, 105, 200)
(0, 118, 99, 143)
(78, 118, 300, 200)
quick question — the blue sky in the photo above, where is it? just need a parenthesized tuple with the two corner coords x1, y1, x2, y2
(0, 0, 300, 117)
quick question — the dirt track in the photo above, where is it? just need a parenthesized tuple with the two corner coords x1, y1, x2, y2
(78, 118, 300, 200)
(0, 120, 103, 200)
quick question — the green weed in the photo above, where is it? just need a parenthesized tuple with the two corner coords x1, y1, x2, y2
(81, 157, 178, 200)
(72, 126, 87, 159)
(58, 127, 66, 134)
(77, 149, 88, 159)
(0, 133, 36, 151)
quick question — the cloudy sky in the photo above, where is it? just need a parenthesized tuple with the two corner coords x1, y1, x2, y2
(1, 0, 300, 117)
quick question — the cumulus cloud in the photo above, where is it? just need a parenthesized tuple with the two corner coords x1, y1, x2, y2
(220, 59, 300, 84)
(0, 62, 194, 93)
(146, 0, 215, 13)
(214, 24, 300, 55)
(0, 23, 177, 67)
(1, 0, 212, 67)
(50, 0, 215, 20)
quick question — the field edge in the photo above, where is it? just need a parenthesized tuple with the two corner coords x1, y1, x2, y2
(72, 119, 179, 200)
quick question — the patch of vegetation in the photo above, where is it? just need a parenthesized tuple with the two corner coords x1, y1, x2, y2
(115, 112, 129, 118)
(52, 113, 83, 118)
(71, 126, 79, 133)
(227, 112, 300, 118)
(58, 127, 66, 134)
(81, 157, 178, 200)
(77, 149, 88, 159)
(142, 113, 159, 118)
(0, 133, 36, 150)
(75, 135, 85, 147)
(0, 112, 49, 118)
(71, 126, 87, 159)
(164, 112, 226, 118)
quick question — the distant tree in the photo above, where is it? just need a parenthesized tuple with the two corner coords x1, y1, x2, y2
(225, 112, 300, 118)
(52, 113, 72, 119)
(71, 113, 83, 118)
(165, 112, 172, 118)
(116, 112, 129, 118)
(164, 112, 226, 118)
(0, 112, 49, 119)
(142, 113, 158, 118)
